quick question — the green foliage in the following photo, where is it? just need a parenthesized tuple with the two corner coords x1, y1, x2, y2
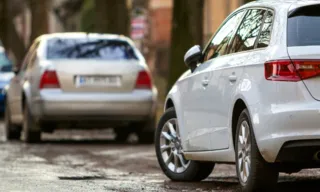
(80, 0, 95, 32)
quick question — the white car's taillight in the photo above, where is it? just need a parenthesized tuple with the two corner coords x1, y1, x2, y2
(265, 60, 320, 81)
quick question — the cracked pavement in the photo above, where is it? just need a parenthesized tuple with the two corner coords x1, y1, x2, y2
(0, 123, 320, 191)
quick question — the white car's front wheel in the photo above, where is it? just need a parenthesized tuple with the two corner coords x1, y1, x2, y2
(235, 109, 279, 191)
(155, 107, 214, 181)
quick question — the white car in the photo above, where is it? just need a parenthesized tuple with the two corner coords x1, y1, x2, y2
(155, 1, 320, 191)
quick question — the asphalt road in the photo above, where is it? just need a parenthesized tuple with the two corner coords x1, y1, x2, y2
(1, 123, 320, 192)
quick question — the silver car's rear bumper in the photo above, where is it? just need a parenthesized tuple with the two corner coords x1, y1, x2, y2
(31, 89, 157, 121)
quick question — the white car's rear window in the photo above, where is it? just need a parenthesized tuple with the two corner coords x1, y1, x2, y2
(288, 4, 320, 47)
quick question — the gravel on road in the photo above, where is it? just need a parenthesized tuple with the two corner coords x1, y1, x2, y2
(0, 126, 320, 192)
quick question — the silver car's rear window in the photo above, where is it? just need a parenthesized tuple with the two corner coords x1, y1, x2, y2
(47, 38, 138, 60)
(288, 4, 320, 47)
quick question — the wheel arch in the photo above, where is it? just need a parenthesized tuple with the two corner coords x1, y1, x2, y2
(164, 98, 175, 111)
(231, 98, 248, 148)
(21, 84, 33, 113)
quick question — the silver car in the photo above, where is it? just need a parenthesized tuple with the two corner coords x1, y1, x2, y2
(4, 33, 157, 143)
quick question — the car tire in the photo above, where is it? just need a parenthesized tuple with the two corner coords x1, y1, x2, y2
(136, 117, 156, 144)
(235, 109, 279, 192)
(155, 107, 214, 181)
(4, 100, 21, 140)
(22, 104, 41, 143)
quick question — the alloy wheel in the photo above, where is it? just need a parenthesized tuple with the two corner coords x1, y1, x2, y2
(159, 118, 190, 173)
(237, 120, 251, 183)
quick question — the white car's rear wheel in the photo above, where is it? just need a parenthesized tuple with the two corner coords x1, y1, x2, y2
(155, 108, 214, 181)
(235, 109, 278, 191)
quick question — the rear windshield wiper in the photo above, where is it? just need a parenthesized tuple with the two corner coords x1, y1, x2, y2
(55, 40, 106, 57)
(76, 41, 136, 59)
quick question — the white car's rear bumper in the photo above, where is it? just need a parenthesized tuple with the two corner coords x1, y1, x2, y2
(252, 101, 320, 163)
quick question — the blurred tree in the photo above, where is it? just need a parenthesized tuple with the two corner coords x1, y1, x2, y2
(0, 0, 26, 65)
(95, 0, 130, 36)
(167, 0, 204, 92)
(54, 0, 84, 31)
(27, 0, 49, 44)
(80, 0, 95, 32)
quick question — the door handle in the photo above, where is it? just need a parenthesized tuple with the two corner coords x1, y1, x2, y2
(202, 79, 209, 87)
(228, 75, 237, 82)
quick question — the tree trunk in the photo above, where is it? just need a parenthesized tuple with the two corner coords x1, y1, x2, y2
(94, 0, 130, 36)
(28, 0, 49, 44)
(167, 0, 204, 92)
(0, 0, 26, 65)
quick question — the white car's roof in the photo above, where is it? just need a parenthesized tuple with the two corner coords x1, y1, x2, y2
(237, 0, 320, 12)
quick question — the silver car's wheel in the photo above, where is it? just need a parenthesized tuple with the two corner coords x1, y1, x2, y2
(22, 104, 41, 143)
(160, 118, 190, 173)
(237, 120, 251, 183)
(155, 108, 214, 181)
(4, 100, 21, 140)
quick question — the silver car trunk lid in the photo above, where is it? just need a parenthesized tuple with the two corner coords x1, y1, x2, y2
(53, 59, 143, 93)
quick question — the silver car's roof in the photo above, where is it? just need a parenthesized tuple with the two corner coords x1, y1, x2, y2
(37, 32, 133, 43)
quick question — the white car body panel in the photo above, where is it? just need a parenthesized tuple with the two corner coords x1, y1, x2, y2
(165, 0, 320, 163)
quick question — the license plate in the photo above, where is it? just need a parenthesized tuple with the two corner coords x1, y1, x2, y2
(76, 76, 121, 87)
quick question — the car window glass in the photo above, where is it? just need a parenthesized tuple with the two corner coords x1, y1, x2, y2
(19, 42, 39, 75)
(19, 52, 32, 74)
(229, 9, 265, 53)
(27, 43, 40, 70)
(288, 4, 320, 46)
(257, 11, 273, 48)
(204, 10, 245, 61)
(46, 38, 138, 60)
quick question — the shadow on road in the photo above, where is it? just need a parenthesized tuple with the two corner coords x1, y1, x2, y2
(31, 139, 152, 147)
(277, 176, 320, 192)
(40, 139, 125, 145)
(164, 176, 239, 191)
(164, 175, 320, 192)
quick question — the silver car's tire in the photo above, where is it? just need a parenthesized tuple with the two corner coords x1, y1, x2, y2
(155, 108, 214, 181)
(4, 100, 21, 140)
(235, 109, 278, 191)
(136, 117, 155, 144)
(114, 128, 130, 142)
(22, 104, 41, 143)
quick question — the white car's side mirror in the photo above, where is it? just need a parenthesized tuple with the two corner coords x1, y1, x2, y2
(184, 45, 203, 72)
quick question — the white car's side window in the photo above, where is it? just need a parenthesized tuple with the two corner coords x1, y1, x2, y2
(229, 9, 265, 53)
(257, 11, 274, 48)
(203, 10, 245, 62)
